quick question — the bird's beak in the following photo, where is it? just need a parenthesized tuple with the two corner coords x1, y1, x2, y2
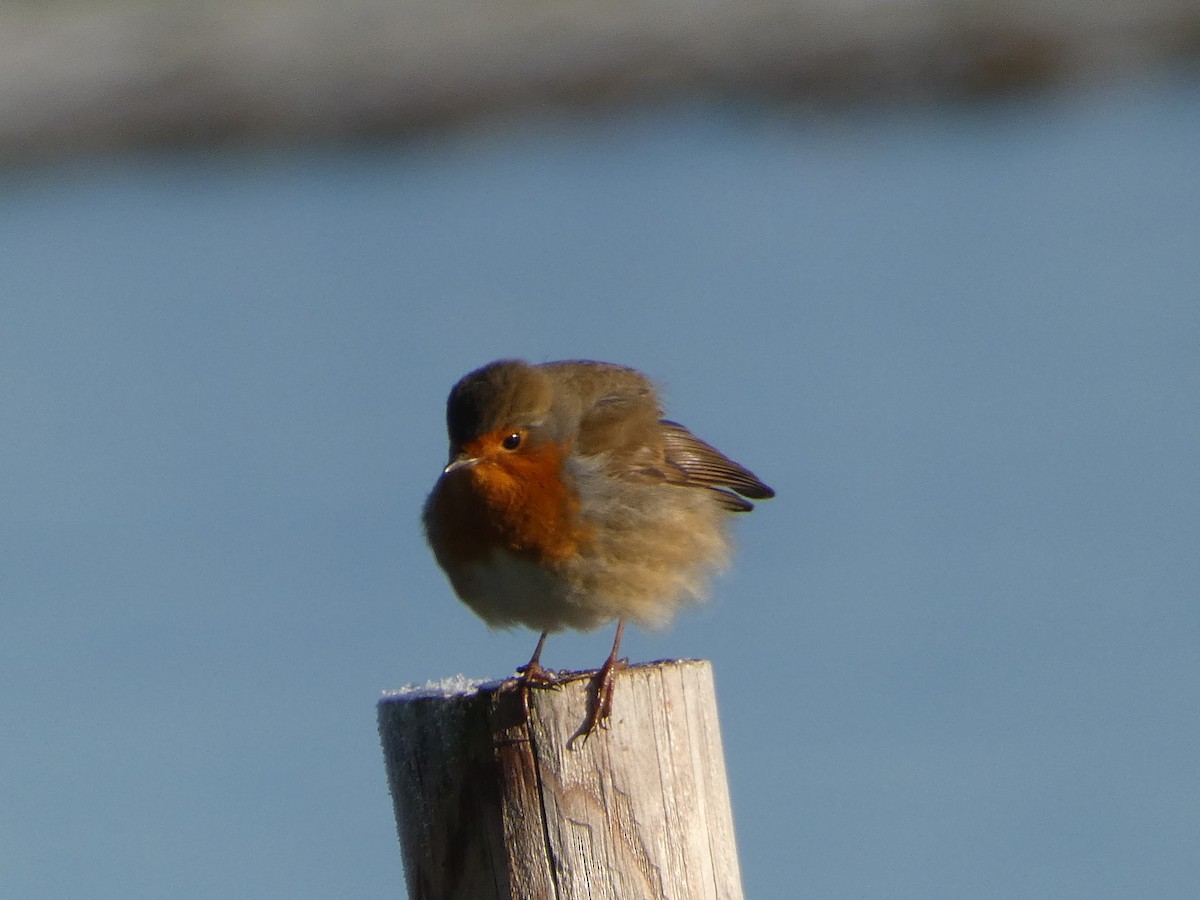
(443, 452, 479, 474)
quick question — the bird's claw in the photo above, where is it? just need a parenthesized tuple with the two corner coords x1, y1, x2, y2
(514, 661, 563, 720)
(515, 659, 561, 688)
(569, 656, 628, 747)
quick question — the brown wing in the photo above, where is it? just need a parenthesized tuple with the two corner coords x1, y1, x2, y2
(543, 361, 774, 512)
(541, 360, 663, 459)
(659, 420, 775, 512)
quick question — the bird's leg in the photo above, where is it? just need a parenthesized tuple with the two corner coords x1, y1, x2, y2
(515, 631, 560, 721)
(516, 631, 558, 686)
(581, 620, 628, 737)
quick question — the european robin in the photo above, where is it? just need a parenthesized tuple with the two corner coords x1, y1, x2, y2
(423, 359, 773, 735)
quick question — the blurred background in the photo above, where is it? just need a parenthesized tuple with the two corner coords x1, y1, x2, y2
(3, 1, 1199, 897)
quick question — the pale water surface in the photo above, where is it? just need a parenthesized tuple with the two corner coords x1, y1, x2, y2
(2, 71, 1198, 898)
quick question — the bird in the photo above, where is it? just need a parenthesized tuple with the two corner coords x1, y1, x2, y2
(423, 358, 774, 736)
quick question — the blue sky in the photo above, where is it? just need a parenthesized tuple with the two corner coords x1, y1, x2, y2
(2, 72, 1198, 898)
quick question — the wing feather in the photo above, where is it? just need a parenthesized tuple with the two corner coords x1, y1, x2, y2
(659, 420, 775, 511)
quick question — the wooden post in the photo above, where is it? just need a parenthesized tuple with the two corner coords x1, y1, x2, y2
(377, 659, 744, 900)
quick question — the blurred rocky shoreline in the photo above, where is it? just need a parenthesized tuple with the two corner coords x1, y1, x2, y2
(3, 0, 1198, 160)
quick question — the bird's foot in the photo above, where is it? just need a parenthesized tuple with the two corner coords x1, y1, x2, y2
(516, 659, 560, 688)
(515, 660, 561, 720)
(569, 656, 628, 747)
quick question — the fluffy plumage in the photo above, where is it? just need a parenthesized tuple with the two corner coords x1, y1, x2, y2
(422, 358, 774, 733)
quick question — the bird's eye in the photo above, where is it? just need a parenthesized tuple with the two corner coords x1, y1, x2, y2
(502, 432, 522, 450)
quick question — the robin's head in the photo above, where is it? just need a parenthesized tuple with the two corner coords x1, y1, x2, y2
(441, 359, 563, 473)
(430, 360, 591, 565)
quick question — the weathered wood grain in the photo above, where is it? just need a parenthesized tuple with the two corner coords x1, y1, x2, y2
(378, 659, 743, 900)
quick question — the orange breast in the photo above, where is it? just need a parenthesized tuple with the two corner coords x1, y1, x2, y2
(427, 440, 588, 568)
